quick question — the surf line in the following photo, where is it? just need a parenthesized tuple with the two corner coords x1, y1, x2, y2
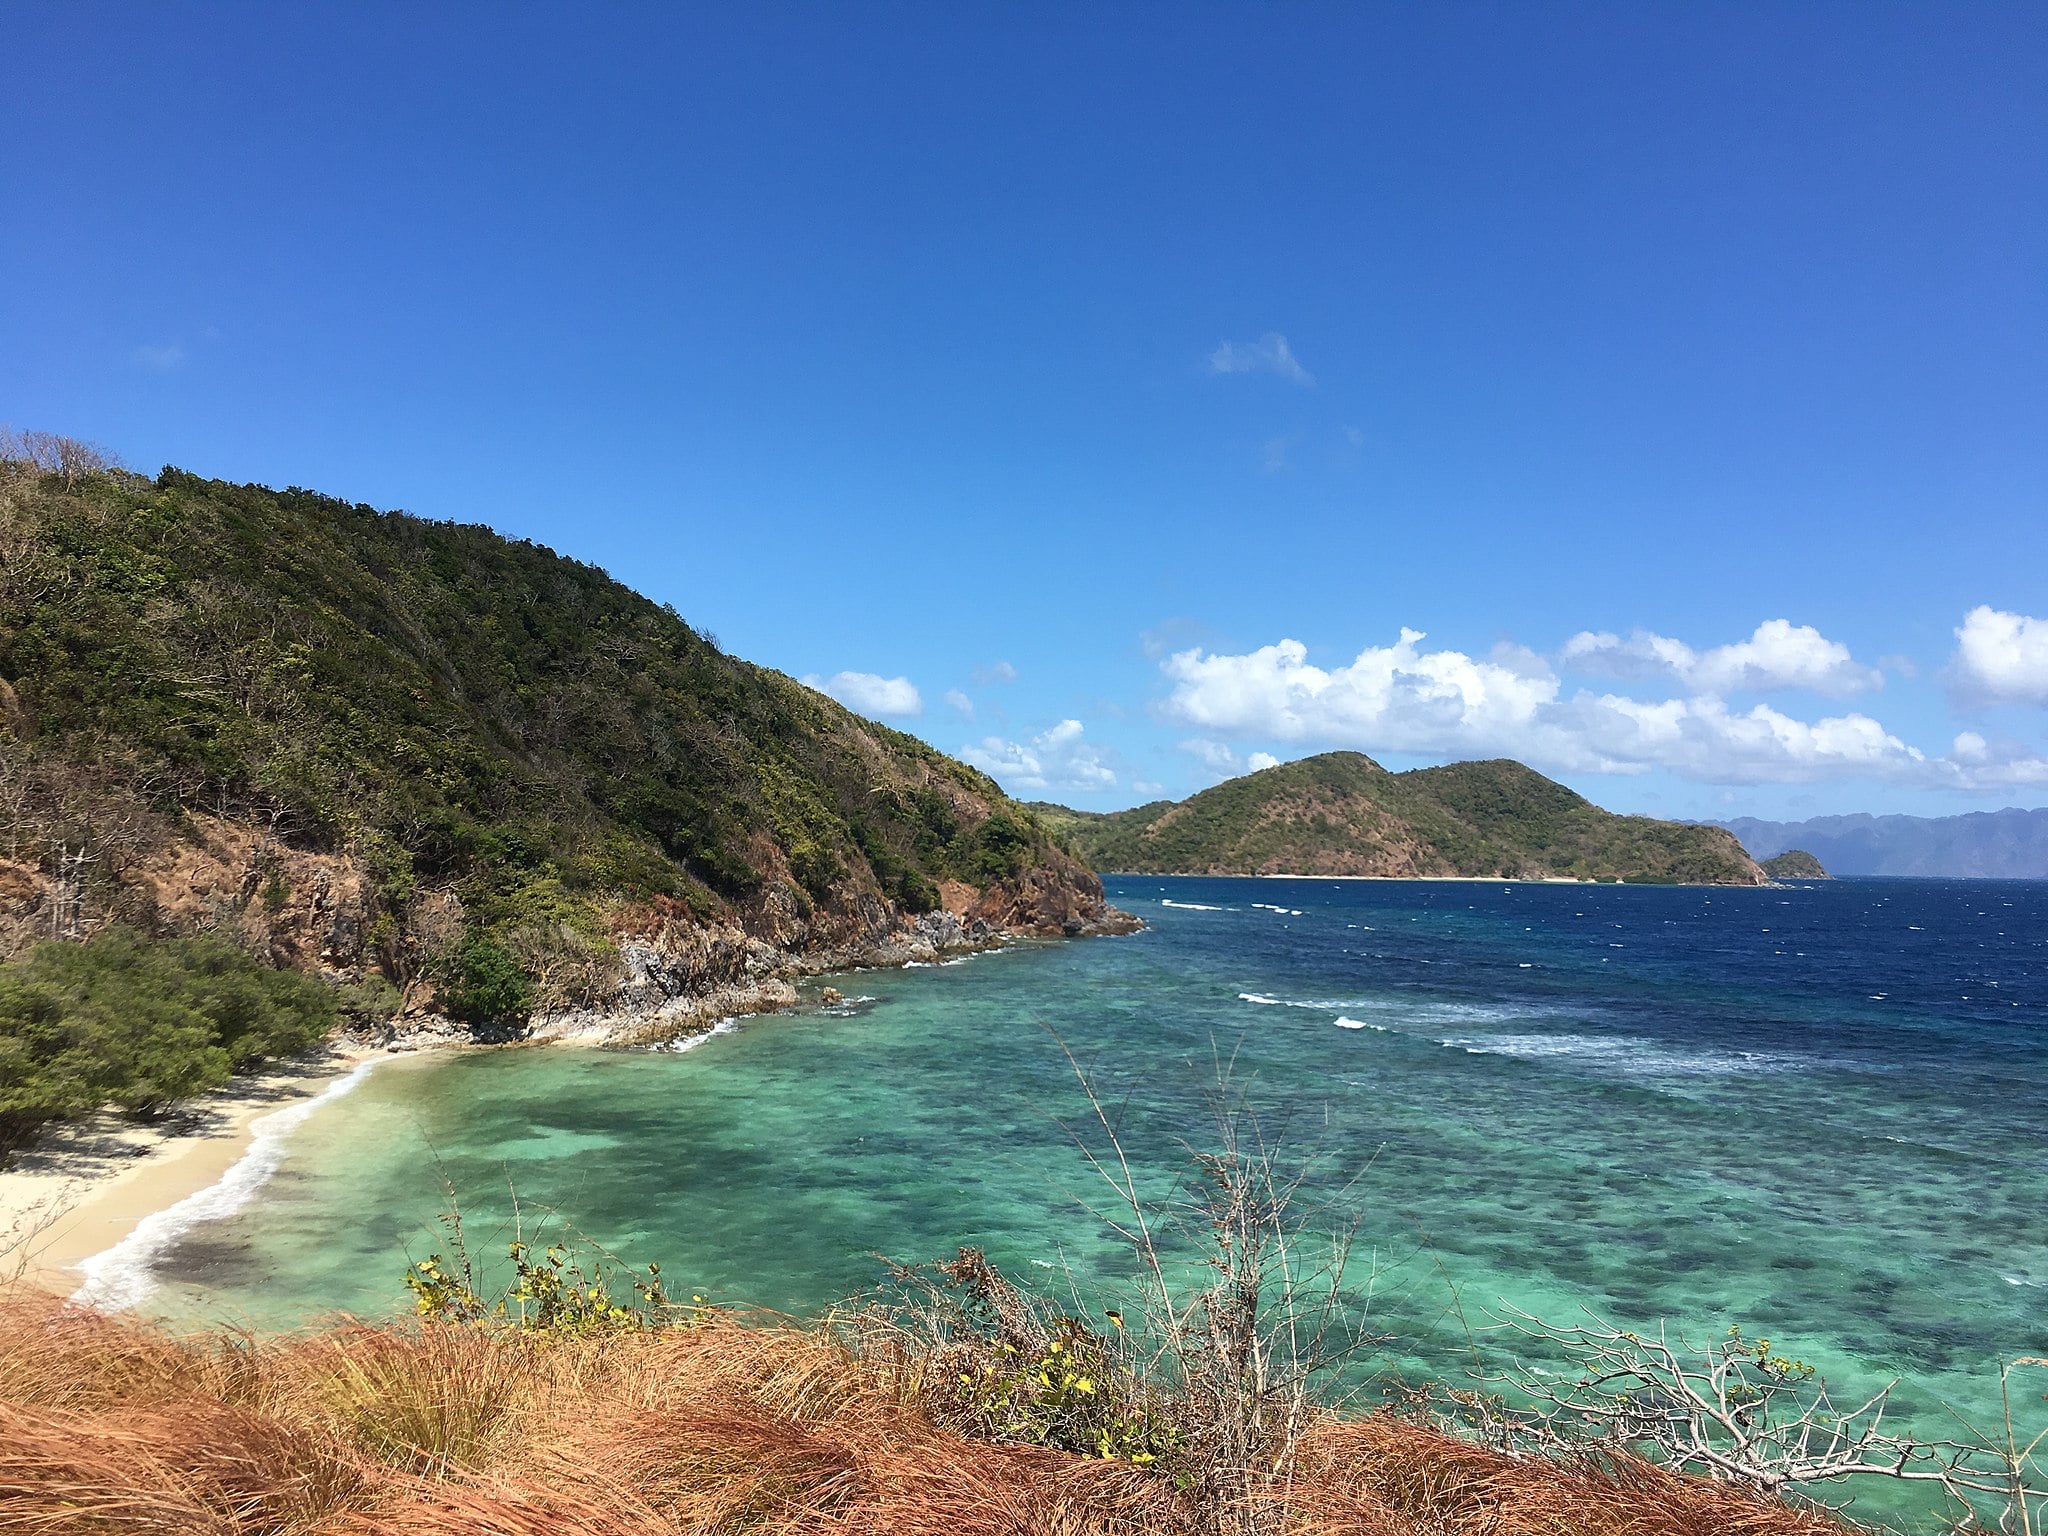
(71, 1055, 387, 1313)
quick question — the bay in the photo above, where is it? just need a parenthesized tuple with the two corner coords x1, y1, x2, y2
(137, 875, 2047, 1492)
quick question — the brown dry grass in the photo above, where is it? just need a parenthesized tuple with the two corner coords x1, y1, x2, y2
(0, 1288, 1869, 1536)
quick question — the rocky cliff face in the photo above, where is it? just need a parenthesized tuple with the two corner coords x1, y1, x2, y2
(0, 809, 1135, 1047)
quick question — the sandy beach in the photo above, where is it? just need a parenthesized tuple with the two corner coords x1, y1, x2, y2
(0, 1044, 399, 1297)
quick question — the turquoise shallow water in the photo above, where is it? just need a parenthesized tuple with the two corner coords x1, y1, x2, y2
(133, 876, 2045, 1514)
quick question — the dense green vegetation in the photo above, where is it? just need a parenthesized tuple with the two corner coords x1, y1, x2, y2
(0, 926, 336, 1153)
(1760, 849, 1830, 880)
(0, 452, 1083, 979)
(0, 445, 1108, 1148)
(1040, 753, 1763, 884)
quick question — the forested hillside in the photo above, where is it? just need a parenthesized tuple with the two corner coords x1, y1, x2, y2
(0, 443, 1127, 1034)
(1039, 752, 1764, 884)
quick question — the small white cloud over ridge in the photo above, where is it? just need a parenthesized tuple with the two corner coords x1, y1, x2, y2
(802, 671, 923, 718)
(1561, 619, 1881, 697)
(1951, 606, 2048, 706)
(1208, 333, 1313, 386)
(1181, 738, 1282, 781)
(960, 720, 1116, 795)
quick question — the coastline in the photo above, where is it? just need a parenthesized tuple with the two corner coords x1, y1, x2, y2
(0, 911, 1134, 1312)
(1110, 871, 1611, 884)
(0, 1042, 405, 1297)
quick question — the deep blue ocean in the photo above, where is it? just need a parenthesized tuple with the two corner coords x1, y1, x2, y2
(128, 874, 2046, 1510)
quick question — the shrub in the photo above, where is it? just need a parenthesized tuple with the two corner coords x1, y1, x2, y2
(436, 935, 533, 1025)
(0, 927, 337, 1155)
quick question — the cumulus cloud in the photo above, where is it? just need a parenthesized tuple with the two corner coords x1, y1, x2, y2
(1207, 332, 1313, 386)
(942, 689, 974, 718)
(1560, 619, 1881, 697)
(1181, 738, 1282, 780)
(972, 660, 1019, 685)
(1166, 631, 1562, 757)
(802, 671, 922, 718)
(1950, 606, 2048, 706)
(1950, 731, 2048, 786)
(960, 719, 1117, 795)
(1161, 629, 2040, 789)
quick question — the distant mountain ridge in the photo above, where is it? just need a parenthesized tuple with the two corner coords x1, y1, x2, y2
(1037, 752, 1764, 884)
(1719, 809, 2048, 879)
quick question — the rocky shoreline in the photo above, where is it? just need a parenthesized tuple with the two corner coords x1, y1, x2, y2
(348, 904, 1141, 1052)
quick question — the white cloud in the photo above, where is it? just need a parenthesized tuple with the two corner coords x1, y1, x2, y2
(131, 342, 185, 370)
(1166, 631, 1563, 758)
(1560, 620, 1881, 697)
(1180, 738, 1282, 780)
(960, 719, 1117, 795)
(1950, 730, 2048, 786)
(972, 660, 1019, 685)
(1207, 332, 1313, 386)
(1261, 434, 1298, 474)
(1951, 606, 2048, 706)
(802, 671, 923, 718)
(1161, 628, 2041, 789)
(942, 689, 974, 718)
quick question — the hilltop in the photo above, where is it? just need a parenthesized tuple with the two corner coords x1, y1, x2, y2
(1760, 849, 1831, 880)
(1038, 753, 1764, 884)
(0, 446, 1131, 1047)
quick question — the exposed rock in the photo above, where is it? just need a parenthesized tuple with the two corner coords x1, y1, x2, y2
(38, 812, 1141, 1051)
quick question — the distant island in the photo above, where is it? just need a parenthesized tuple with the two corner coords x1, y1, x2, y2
(1035, 752, 1765, 884)
(1722, 809, 2048, 879)
(1760, 849, 1830, 880)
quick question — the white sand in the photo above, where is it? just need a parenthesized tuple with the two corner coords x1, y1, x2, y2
(0, 1045, 396, 1297)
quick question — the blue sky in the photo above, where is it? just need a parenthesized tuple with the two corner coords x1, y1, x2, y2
(3, 2, 2044, 821)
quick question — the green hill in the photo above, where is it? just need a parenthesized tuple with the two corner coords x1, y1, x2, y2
(0, 445, 1129, 1032)
(1039, 753, 1764, 884)
(1760, 849, 1830, 880)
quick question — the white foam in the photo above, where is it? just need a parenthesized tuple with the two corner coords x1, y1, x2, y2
(655, 1016, 743, 1050)
(1238, 992, 1367, 1010)
(1332, 1017, 1390, 1032)
(1437, 1032, 1803, 1079)
(71, 1056, 385, 1313)
(1161, 899, 1227, 911)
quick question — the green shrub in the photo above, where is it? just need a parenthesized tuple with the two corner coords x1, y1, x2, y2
(436, 935, 533, 1025)
(0, 926, 338, 1155)
(405, 1219, 678, 1337)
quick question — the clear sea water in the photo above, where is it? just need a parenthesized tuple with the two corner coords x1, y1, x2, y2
(135, 876, 2045, 1513)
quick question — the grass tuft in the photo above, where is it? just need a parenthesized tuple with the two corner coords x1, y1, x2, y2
(0, 1286, 1881, 1536)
